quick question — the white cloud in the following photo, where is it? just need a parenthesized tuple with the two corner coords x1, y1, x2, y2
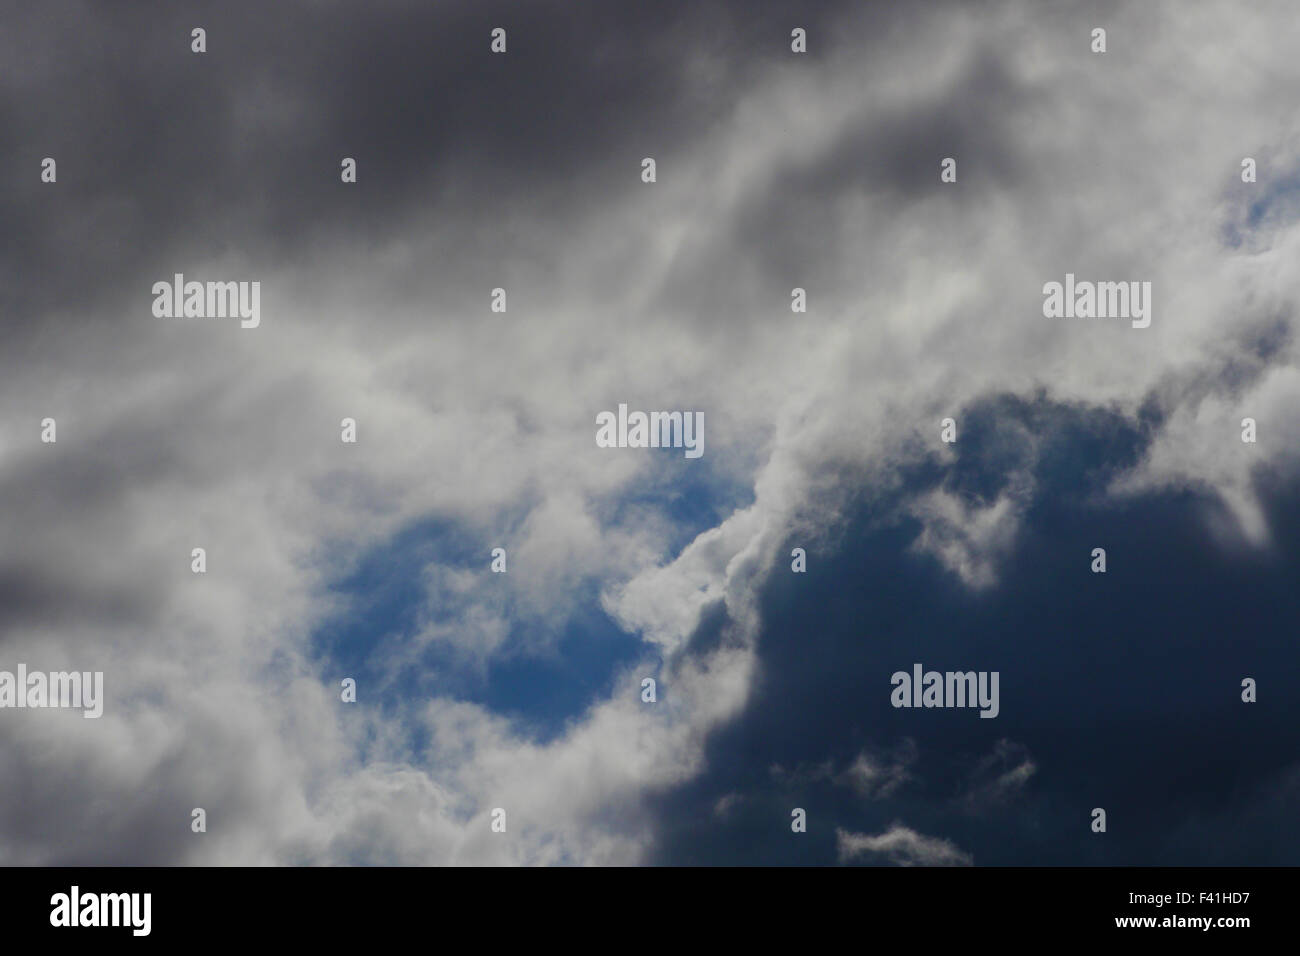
(837, 824, 974, 867)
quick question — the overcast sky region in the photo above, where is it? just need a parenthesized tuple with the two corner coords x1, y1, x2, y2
(1, 0, 1298, 865)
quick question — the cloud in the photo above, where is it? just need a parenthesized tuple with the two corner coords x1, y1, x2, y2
(958, 740, 1036, 813)
(907, 489, 1020, 589)
(2, 0, 1299, 865)
(837, 741, 918, 800)
(837, 824, 973, 867)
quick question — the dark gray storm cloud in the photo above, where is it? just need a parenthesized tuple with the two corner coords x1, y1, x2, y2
(2, 0, 861, 329)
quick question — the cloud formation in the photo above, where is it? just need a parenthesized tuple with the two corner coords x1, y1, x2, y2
(1, 0, 1297, 865)
(837, 824, 974, 867)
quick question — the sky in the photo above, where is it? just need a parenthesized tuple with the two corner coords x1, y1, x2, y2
(0, 0, 1297, 865)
